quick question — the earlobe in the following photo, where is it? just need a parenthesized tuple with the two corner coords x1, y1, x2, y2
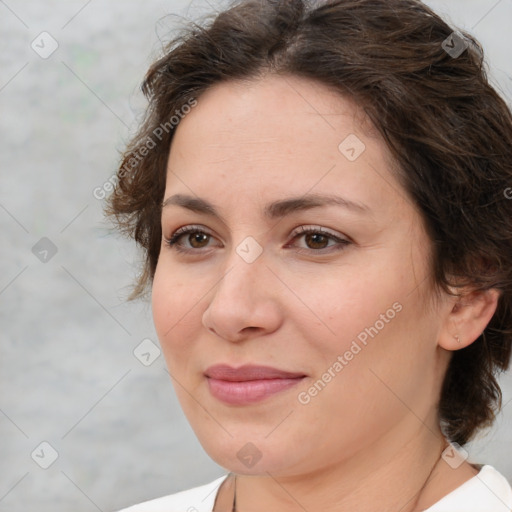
(438, 288, 501, 351)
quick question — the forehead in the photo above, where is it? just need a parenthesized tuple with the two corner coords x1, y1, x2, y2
(170, 74, 371, 153)
(164, 74, 410, 221)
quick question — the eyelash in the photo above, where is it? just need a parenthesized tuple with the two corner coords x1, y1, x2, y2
(163, 224, 351, 255)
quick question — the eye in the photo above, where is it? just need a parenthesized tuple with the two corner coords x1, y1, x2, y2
(163, 225, 219, 254)
(163, 224, 351, 255)
(287, 225, 351, 253)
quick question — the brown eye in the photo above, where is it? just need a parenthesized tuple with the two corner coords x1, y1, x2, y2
(289, 226, 351, 254)
(188, 232, 210, 248)
(304, 232, 330, 249)
(165, 225, 219, 253)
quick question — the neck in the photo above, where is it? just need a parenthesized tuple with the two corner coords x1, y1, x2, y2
(231, 424, 449, 512)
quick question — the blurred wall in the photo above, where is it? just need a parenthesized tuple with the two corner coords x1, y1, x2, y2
(1, 1, 511, 511)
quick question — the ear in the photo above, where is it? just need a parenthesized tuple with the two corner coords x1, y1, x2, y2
(438, 287, 501, 351)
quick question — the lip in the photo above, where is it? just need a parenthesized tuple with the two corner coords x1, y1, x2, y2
(205, 364, 307, 405)
(205, 364, 306, 381)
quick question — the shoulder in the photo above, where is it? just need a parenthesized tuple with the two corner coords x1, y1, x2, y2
(115, 474, 229, 512)
(426, 465, 512, 512)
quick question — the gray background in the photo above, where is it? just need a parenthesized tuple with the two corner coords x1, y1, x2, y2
(1, 1, 511, 511)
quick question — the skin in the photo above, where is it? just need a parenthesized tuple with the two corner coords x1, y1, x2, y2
(151, 74, 500, 512)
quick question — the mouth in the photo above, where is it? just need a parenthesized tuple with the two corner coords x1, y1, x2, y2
(204, 364, 307, 405)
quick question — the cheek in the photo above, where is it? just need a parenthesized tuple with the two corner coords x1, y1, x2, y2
(292, 299, 430, 461)
(290, 249, 434, 399)
(151, 266, 173, 341)
(297, 281, 438, 436)
(286, 259, 406, 354)
(151, 264, 198, 364)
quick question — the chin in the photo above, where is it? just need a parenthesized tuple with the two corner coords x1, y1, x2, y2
(205, 437, 266, 469)
(199, 434, 303, 477)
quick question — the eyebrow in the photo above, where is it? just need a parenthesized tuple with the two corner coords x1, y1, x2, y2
(161, 193, 371, 223)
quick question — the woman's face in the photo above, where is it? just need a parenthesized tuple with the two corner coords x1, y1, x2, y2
(152, 75, 452, 476)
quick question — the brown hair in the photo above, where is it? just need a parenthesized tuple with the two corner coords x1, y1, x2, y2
(104, 0, 512, 446)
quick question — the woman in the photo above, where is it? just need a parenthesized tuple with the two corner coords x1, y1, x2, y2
(107, 0, 512, 510)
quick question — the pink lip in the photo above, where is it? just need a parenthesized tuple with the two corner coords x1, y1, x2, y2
(205, 364, 306, 405)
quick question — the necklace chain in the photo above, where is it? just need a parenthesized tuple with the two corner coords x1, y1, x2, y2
(231, 472, 237, 512)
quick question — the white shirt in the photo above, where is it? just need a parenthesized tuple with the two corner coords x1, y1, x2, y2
(116, 465, 512, 512)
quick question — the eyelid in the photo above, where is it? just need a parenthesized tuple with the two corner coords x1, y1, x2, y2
(163, 224, 220, 249)
(289, 224, 347, 241)
(165, 224, 347, 241)
(169, 224, 215, 238)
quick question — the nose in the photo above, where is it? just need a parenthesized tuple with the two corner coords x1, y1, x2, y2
(201, 249, 282, 342)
